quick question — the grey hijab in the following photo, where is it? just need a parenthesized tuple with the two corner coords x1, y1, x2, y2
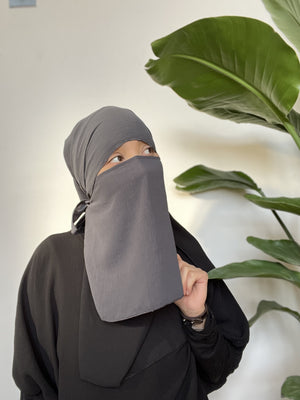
(64, 106, 183, 322)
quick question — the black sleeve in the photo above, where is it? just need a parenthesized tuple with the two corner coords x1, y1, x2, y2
(13, 240, 59, 400)
(20, 392, 45, 400)
(176, 242, 249, 394)
(182, 303, 248, 393)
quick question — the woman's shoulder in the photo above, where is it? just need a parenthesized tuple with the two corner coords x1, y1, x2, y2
(36, 230, 82, 252)
(25, 231, 84, 280)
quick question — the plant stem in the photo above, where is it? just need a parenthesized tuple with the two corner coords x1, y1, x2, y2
(258, 189, 296, 241)
(283, 120, 300, 151)
(270, 210, 295, 241)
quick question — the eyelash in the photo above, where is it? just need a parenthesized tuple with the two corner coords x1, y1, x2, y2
(109, 147, 155, 163)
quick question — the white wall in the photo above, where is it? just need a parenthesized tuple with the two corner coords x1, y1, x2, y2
(1, 1, 300, 399)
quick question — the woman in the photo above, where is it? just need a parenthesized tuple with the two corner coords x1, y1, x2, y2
(13, 106, 249, 400)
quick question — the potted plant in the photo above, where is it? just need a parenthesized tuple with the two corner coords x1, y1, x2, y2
(145, 1, 300, 398)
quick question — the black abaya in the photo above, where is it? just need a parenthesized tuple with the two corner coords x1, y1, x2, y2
(13, 214, 249, 400)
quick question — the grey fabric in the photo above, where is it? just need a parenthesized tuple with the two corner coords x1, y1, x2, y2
(64, 106, 156, 201)
(63, 106, 184, 322)
(85, 155, 184, 321)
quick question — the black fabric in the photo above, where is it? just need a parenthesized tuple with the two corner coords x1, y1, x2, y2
(13, 214, 249, 400)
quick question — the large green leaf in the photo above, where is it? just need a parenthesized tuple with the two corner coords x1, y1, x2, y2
(145, 16, 300, 134)
(173, 165, 261, 193)
(262, 0, 300, 54)
(282, 376, 300, 400)
(247, 237, 300, 265)
(288, 109, 300, 137)
(249, 300, 300, 326)
(208, 260, 300, 288)
(245, 195, 300, 215)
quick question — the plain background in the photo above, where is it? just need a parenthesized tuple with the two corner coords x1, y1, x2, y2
(1, 0, 300, 399)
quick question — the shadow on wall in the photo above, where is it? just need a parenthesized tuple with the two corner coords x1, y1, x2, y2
(170, 126, 298, 169)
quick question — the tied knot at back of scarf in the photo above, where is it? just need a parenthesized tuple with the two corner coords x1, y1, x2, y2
(71, 200, 89, 234)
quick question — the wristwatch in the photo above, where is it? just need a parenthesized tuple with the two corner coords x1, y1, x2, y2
(181, 305, 208, 331)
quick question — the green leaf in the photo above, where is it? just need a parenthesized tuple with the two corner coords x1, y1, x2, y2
(247, 237, 300, 265)
(262, 0, 300, 54)
(146, 16, 300, 134)
(281, 376, 300, 400)
(208, 260, 300, 288)
(249, 300, 300, 326)
(173, 165, 261, 193)
(204, 107, 286, 133)
(245, 195, 300, 215)
(288, 109, 300, 138)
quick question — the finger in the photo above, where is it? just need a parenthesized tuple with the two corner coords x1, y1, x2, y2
(176, 254, 185, 272)
(179, 264, 191, 296)
(185, 270, 198, 296)
(186, 269, 208, 295)
(177, 254, 182, 265)
(177, 254, 194, 269)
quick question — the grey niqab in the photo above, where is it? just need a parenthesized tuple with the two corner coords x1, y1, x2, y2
(64, 106, 184, 322)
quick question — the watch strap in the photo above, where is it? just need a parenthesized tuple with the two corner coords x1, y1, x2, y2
(180, 304, 208, 331)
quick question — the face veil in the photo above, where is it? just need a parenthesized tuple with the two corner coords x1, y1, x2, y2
(63, 106, 184, 322)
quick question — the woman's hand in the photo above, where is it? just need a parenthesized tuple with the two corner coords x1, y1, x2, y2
(174, 253, 208, 318)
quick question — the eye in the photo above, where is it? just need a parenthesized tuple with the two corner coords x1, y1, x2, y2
(109, 155, 123, 163)
(143, 146, 156, 155)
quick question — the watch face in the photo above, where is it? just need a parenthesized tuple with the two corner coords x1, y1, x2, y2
(191, 321, 205, 331)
